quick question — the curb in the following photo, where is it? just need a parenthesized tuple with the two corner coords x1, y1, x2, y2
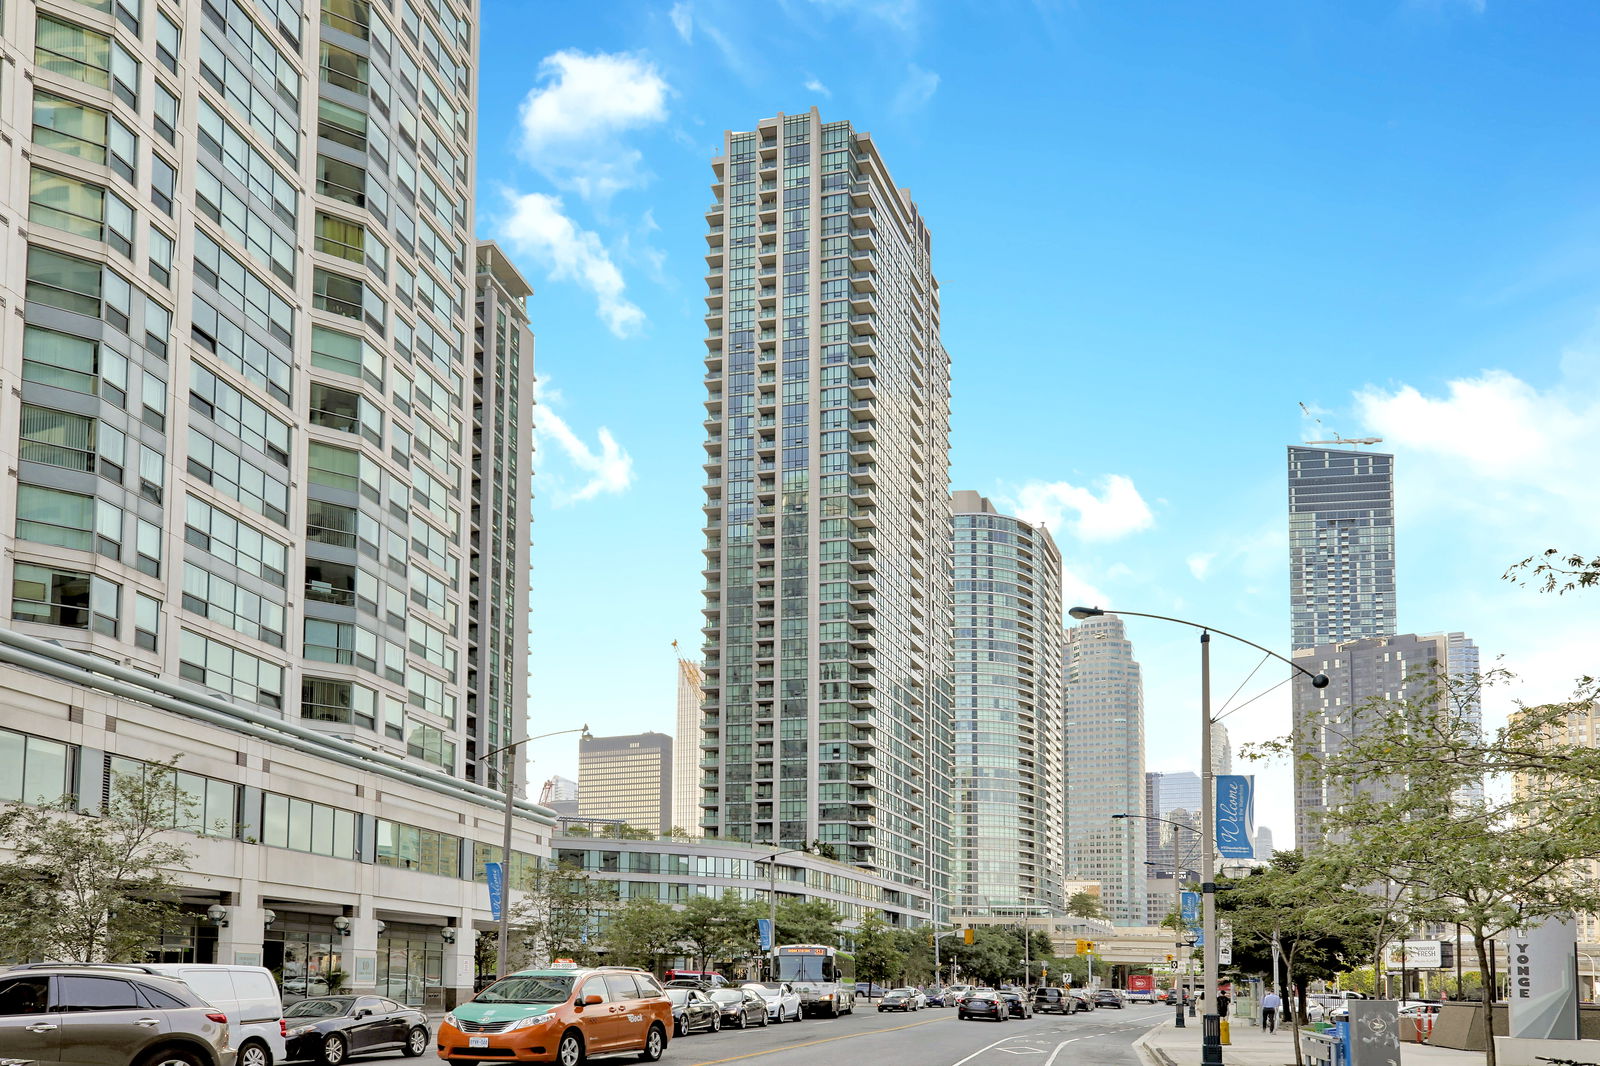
(1134, 1026, 1180, 1066)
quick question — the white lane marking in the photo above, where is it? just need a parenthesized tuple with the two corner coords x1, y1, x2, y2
(1042, 1038, 1080, 1066)
(949, 1035, 1032, 1066)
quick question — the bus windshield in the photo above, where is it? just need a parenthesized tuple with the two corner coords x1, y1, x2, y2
(774, 952, 835, 983)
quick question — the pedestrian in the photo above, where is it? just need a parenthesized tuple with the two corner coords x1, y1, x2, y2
(1261, 988, 1282, 1033)
(1217, 989, 1231, 1017)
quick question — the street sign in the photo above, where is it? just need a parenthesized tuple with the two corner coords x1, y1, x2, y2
(485, 862, 505, 921)
(1508, 918, 1578, 1040)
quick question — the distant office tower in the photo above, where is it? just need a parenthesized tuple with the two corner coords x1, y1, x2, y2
(1427, 632, 1485, 806)
(1293, 633, 1468, 849)
(1288, 446, 1396, 652)
(696, 108, 952, 910)
(1154, 771, 1202, 818)
(471, 246, 536, 789)
(1211, 722, 1233, 776)
(1254, 825, 1274, 857)
(1512, 703, 1600, 942)
(672, 657, 705, 833)
(579, 732, 673, 833)
(951, 490, 1066, 914)
(1144, 806, 1200, 924)
(540, 775, 580, 818)
(1065, 614, 1146, 925)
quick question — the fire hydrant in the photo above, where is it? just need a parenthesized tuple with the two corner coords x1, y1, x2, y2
(1220, 1018, 1231, 1045)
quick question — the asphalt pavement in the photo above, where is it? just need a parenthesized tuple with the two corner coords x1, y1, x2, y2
(649, 1002, 1168, 1066)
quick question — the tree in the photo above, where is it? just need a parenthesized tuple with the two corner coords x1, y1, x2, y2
(676, 890, 761, 973)
(774, 898, 843, 947)
(0, 758, 197, 962)
(850, 912, 903, 990)
(1505, 548, 1600, 594)
(1264, 668, 1600, 1066)
(602, 897, 682, 972)
(1065, 892, 1105, 920)
(888, 928, 935, 985)
(506, 863, 617, 969)
(1217, 851, 1380, 1066)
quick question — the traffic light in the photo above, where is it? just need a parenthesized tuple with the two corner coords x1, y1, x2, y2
(963, 928, 975, 945)
(1165, 953, 1175, 963)
(1075, 939, 1089, 956)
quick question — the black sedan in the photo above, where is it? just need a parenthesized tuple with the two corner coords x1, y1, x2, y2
(709, 987, 770, 1029)
(284, 996, 430, 1064)
(878, 990, 916, 1012)
(958, 990, 1007, 1022)
(1093, 989, 1125, 1009)
(1001, 991, 1033, 1019)
(667, 987, 722, 1036)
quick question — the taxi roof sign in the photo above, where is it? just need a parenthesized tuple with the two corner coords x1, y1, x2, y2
(549, 959, 579, 969)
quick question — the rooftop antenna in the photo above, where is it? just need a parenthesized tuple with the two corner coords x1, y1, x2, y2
(1299, 401, 1383, 448)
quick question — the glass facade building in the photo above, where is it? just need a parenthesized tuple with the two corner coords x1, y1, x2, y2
(1287, 445, 1396, 652)
(578, 731, 673, 834)
(950, 490, 1065, 915)
(0, 0, 530, 791)
(697, 109, 951, 908)
(1063, 613, 1147, 925)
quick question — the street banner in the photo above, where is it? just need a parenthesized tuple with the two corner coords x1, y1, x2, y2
(1215, 775, 1256, 859)
(1348, 1001, 1400, 1066)
(1181, 890, 1203, 946)
(486, 861, 505, 921)
(758, 918, 773, 951)
(1508, 918, 1578, 1040)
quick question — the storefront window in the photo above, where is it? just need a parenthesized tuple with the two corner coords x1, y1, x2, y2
(377, 923, 442, 1007)
(265, 913, 345, 1001)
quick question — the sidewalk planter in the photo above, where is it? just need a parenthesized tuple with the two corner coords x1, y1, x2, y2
(1494, 1037, 1600, 1066)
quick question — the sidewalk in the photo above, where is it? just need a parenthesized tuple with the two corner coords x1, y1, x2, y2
(1136, 1015, 1487, 1066)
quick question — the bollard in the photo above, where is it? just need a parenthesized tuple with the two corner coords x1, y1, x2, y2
(1220, 1018, 1231, 1045)
(1202, 1014, 1224, 1066)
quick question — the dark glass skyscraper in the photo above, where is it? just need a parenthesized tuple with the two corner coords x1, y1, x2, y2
(697, 110, 952, 906)
(1287, 446, 1396, 651)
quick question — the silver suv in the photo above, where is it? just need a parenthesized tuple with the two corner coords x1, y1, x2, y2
(0, 964, 235, 1066)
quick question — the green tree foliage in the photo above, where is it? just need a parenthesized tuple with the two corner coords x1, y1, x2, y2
(1505, 549, 1600, 595)
(0, 759, 196, 963)
(887, 927, 935, 985)
(676, 890, 761, 972)
(1257, 667, 1600, 1066)
(774, 898, 844, 947)
(1217, 851, 1380, 1066)
(506, 863, 617, 969)
(850, 912, 904, 989)
(943, 926, 1052, 988)
(1065, 892, 1105, 920)
(602, 897, 682, 971)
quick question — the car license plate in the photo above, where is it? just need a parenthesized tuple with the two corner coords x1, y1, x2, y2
(468, 1037, 489, 1048)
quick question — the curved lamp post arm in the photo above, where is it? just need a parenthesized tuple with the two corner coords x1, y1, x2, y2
(1069, 607, 1330, 689)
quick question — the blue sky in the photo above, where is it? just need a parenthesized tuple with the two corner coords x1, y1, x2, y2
(476, 0, 1600, 844)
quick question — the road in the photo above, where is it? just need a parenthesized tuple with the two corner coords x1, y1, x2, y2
(655, 1004, 1166, 1066)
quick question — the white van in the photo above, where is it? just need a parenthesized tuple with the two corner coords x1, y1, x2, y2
(145, 964, 288, 1066)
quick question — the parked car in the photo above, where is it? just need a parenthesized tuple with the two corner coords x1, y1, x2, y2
(1068, 989, 1096, 1011)
(1093, 989, 1125, 1010)
(438, 965, 672, 1064)
(1001, 991, 1033, 1019)
(665, 970, 727, 988)
(958, 989, 1007, 1022)
(947, 984, 973, 1002)
(144, 963, 288, 1066)
(878, 989, 917, 1013)
(853, 982, 888, 999)
(282, 996, 428, 1064)
(1326, 1001, 1438, 1024)
(665, 987, 720, 1036)
(709, 987, 769, 1029)
(0, 963, 234, 1066)
(743, 983, 802, 1023)
(924, 987, 947, 1007)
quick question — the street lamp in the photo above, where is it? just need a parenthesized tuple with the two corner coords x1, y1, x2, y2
(762, 846, 811, 968)
(1115, 812, 1201, 1027)
(1073, 606, 1328, 1066)
(481, 723, 591, 979)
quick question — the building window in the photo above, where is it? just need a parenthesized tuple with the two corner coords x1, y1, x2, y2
(316, 154, 367, 207)
(183, 495, 289, 587)
(0, 728, 74, 805)
(312, 325, 385, 387)
(406, 721, 454, 771)
(28, 168, 130, 256)
(11, 563, 119, 636)
(22, 326, 127, 404)
(181, 563, 286, 647)
(317, 98, 367, 151)
(134, 592, 161, 650)
(25, 245, 105, 318)
(20, 404, 100, 475)
(309, 382, 364, 436)
(178, 629, 285, 708)
(108, 756, 237, 837)
(319, 40, 368, 92)
(15, 484, 120, 558)
(261, 792, 358, 858)
(315, 212, 366, 265)
(322, 0, 371, 38)
(304, 619, 376, 671)
(375, 820, 460, 877)
(302, 677, 376, 729)
(313, 267, 366, 322)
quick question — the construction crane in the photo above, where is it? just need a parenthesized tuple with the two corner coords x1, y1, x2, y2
(1298, 402, 1383, 447)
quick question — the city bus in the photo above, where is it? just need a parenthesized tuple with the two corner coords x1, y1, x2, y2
(768, 944, 856, 1017)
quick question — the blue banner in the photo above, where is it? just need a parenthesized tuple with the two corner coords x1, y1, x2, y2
(1215, 774, 1256, 859)
(486, 861, 505, 921)
(1180, 890, 1203, 946)
(758, 918, 773, 951)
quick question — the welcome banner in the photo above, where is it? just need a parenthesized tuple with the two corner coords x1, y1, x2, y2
(1215, 774, 1256, 859)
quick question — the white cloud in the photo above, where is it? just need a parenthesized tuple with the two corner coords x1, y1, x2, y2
(804, 76, 832, 97)
(1008, 475, 1155, 542)
(499, 192, 645, 337)
(892, 63, 940, 112)
(535, 381, 634, 504)
(519, 51, 670, 200)
(1187, 553, 1217, 581)
(669, 2, 693, 41)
